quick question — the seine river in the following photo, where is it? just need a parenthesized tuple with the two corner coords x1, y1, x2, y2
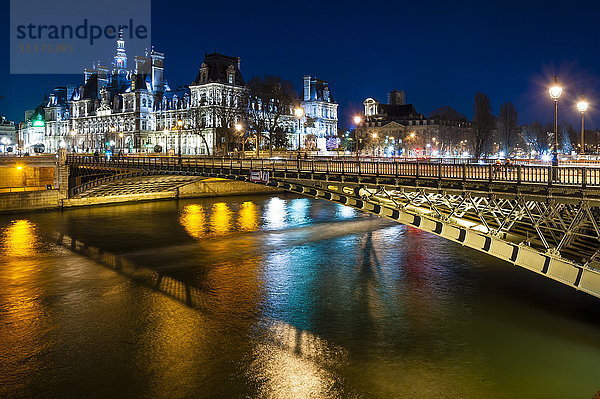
(0, 194, 598, 398)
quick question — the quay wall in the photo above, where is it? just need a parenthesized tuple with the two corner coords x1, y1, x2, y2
(0, 179, 282, 213)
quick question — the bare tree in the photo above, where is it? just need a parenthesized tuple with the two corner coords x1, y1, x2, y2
(247, 76, 297, 156)
(213, 97, 246, 154)
(471, 92, 495, 158)
(429, 106, 467, 122)
(497, 102, 519, 155)
(188, 108, 212, 155)
(520, 121, 551, 154)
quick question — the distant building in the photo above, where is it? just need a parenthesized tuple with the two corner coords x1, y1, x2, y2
(356, 91, 470, 156)
(0, 116, 16, 150)
(387, 90, 405, 106)
(18, 108, 46, 152)
(296, 75, 338, 151)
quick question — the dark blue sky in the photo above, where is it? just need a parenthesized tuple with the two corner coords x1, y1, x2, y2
(3, 0, 600, 128)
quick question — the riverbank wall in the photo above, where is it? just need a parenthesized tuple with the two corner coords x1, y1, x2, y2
(0, 179, 282, 214)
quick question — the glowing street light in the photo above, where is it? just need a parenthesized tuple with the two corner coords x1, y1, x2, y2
(549, 76, 562, 164)
(235, 123, 245, 154)
(577, 98, 589, 154)
(176, 119, 184, 159)
(352, 116, 363, 157)
(294, 107, 304, 152)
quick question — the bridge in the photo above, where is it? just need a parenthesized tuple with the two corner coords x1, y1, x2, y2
(66, 154, 600, 299)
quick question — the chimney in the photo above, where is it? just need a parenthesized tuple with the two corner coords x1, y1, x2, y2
(303, 75, 311, 101)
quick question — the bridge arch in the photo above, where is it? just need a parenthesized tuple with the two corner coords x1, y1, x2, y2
(66, 155, 600, 299)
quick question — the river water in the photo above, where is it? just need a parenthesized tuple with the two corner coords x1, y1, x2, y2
(0, 194, 598, 398)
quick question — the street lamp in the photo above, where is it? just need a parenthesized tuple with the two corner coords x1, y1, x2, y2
(118, 132, 124, 155)
(176, 119, 184, 159)
(294, 107, 305, 153)
(353, 115, 362, 157)
(371, 132, 378, 156)
(69, 129, 77, 153)
(577, 98, 589, 155)
(235, 123, 244, 155)
(108, 125, 116, 152)
(549, 76, 562, 165)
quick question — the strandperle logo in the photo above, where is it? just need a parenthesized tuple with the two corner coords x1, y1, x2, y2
(15, 19, 148, 46)
(10, 0, 151, 74)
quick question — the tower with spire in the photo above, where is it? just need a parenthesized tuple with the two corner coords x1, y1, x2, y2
(113, 30, 127, 70)
(111, 30, 129, 90)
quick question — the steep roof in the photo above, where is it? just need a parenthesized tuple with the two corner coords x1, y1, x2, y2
(378, 104, 421, 119)
(308, 78, 334, 103)
(191, 53, 244, 86)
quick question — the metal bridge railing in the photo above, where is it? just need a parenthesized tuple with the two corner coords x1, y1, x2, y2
(66, 155, 600, 188)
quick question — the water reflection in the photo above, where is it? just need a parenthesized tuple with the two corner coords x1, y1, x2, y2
(264, 197, 287, 230)
(2, 220, 38, 258)
(336, 203, 357, 219)
(239, 201, 259, 231)
(210, 203, 232, 236)
(0, 219, 43, 397)
(250, 321, 349, 399)
(179, 204, 206, 239)
(1, 195, 599, 398)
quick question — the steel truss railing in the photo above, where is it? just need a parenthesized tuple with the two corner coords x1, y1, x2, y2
(67, 155, 600, 188)
(357, 187, 600, 265)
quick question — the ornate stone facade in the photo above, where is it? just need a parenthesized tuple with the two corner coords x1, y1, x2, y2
(20, 36, 338, 155)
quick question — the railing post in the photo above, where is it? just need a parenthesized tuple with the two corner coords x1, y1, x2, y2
(517, 165, 522, 184)
(415, 162, 419, 179)
(582, 167, 587, 188)
(462, 163, 466, 182)
(548, 166, 553, 186)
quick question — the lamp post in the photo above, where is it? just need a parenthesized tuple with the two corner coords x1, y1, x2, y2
(235, 123, 244, 156)
(549, 76, 562, 166)
(576, 98, 589, 155)
(294, 107, 305, 154)
(176, 119, 184, 160)
(353, 115, 362, 157)
(371, 132, 378, 156)
(69, 129, 77, 153)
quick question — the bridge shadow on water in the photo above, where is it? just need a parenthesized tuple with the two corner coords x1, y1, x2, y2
(52, 231, 225, 317)
(50, 229, 351, 388)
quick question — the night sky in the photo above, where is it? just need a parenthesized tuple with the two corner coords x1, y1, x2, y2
(3, 0, 600, 128)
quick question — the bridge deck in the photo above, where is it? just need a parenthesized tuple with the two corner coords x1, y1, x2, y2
(67, 155, 600, 190)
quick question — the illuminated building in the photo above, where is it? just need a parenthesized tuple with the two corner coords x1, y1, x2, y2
(22, 34, 337, 155)
(356, 91, 471, 156)
(0, 116, 16, 151)
(296, 76, 339, 151)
